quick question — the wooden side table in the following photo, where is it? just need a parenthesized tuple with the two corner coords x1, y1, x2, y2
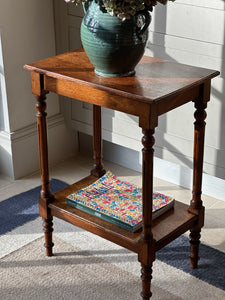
(24, 49, 219, 299)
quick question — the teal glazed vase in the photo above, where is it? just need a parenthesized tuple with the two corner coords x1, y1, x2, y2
(81, 1, 151, 77)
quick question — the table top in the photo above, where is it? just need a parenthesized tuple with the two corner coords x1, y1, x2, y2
(24, 49, 219, 104)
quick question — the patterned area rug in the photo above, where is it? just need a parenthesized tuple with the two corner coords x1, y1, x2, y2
(0, 236, 142, 300)
(0, 179, 68, 235)
(0, 180, 225, 299)
(1, 236, 225, 300)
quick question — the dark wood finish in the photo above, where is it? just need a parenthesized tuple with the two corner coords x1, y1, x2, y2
(138, 129, 156, 298)
(49, 174, 198, 252)
(24, 49, 219, 299)
(35, 91, 55, 257)
(141, 263, 153, 299)
(42, 217, 54, 257)
(24, 50, 219, 119)
(188, 81, 210, 268)
(91, 105, 106, 177)
(141, 129, 155, 242)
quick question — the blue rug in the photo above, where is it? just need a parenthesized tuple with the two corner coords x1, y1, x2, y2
(1, 180, 224, 291)
(0, 179, 68, 235)
(157, 234, 225, 291)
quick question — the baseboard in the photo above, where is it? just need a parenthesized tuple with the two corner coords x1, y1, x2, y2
(0, 130, 14, 178)
(0, 114, 77, 179)
(79, 132, 225, 202)
(151, 156, 225, 202)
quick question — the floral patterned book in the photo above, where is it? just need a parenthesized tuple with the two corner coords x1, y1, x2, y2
(66, 171, 175, 232)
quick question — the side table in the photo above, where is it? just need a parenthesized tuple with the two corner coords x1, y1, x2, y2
(24, 49, 219, 299)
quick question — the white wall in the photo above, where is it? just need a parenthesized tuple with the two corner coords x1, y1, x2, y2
(146, 0, 225, 181)
(54, 1, 225, 200)
(0, 0, 76, 179)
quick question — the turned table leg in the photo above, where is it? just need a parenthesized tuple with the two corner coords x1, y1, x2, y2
(42, 217, 54, 256)
(36, 93, 54, 257)
(141, 262, 154, 299)
(138, 128, 156, 299)
(189, 97, 208, 268)
(91, 105, 106, 177)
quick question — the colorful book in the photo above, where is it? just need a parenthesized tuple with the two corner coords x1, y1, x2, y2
(66, 171, 175, 232)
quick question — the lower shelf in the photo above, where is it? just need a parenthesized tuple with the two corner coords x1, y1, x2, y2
(49, 174, 198, 253)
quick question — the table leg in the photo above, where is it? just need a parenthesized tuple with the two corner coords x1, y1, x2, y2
(189, 99, 207, 268)
(138, 129, 156, 299)
(141, 263, 154, 300)
(36, 94, 54, 257)
(91, 105, 106, 177)
(42, 217, 54, 256)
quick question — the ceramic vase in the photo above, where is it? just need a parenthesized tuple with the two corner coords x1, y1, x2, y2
(81, 1, 151, 77)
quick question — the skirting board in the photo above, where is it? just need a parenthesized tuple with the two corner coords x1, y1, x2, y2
(150, 156, 225, 203)
(0, 130, 14, 179)
(79, 132, 225, 202)
(0, 114, 77, 179)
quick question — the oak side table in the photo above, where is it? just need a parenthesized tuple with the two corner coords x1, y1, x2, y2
(24, 49, 219, 299)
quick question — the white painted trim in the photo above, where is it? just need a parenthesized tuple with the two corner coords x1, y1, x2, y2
(1, 113, 66, 142)
(0, 114, 77, 179)
(0, 130, 10, 142)
(152, 156, 225, 202)
(109, 140, 225, 202)
(10, 114, 65, 142)
(105, 137, 225, 202)
(79, 132, 225, 202)
(175, 0, 225, 10)
(0, 33, 10, 132)
(0, 130, 14, 178)
(148, 31, 224, 59)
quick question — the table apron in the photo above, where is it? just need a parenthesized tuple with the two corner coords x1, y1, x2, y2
(156, 85, 202, 116)
(44, 75, 152, 118)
